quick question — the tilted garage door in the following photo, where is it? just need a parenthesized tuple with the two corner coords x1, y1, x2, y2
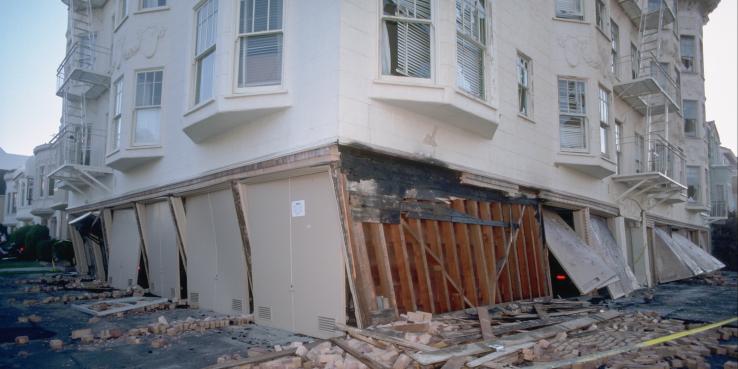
(107, 209, 141, 290)
(144, 201, 180, 300)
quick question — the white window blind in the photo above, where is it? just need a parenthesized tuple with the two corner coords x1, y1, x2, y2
(558, 78, 586, 150)
(134, 70, 162, 145)
(680, 35, 695, 72)
(456, 0, 486, 99)
(195, 0, 217, 104)
(381, 0, 432, 79)
(238, 0, 283, 88)
(556, 0, 583, 20)
(517, 54, 530, 116)
(141, 0, 166, 9)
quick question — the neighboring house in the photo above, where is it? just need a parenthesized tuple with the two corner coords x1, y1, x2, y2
(706, 121, 737, 221)
(0, 147, 29, 235)
(25, 0, 724, 338)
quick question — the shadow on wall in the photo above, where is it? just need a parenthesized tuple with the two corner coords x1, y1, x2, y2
(711, 211, 737, 271)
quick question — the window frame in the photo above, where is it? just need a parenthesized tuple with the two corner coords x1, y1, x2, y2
(686, 165, 701, 203)
(679, 34, 695, 72)
(610, 20, 619, 79)
(558, 77, 588, 152)
(234, 0, 286, 92)
(455, 0, 488, 100)
(193, 0, 218, 106)
(595, 0, 607, 31)
(110, 76, 124, 153)
(598, 85, 611, 157)
(615, 120, 622, 174)
(132, 69, 164, 147)
(140, 0, 167, 10)
(116, 0, 129, 29)
(379, 0, 435, 82)
(555, 0, 584, 21)
(517, 52, 532, 118)
(682, 99, 698, 138)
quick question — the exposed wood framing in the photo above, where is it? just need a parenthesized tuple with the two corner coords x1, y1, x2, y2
(230, 182, 254, 299)
(100, 208, 113, 257)
(133, 202, 151, 288)
(89, 239, 106, 282)
(69, 225, 89, 275)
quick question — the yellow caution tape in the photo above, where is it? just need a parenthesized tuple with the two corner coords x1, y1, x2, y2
(639, 316, 738, 347)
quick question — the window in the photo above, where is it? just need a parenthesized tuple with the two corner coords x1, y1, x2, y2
(635, 134, 645, 173)
(381, 0, 431, 79)
(595, 0, 606, 30)
(699, 39, 704, 77)
(686, 166, 700, 203)
(48, 178, 55, 196)
(683, 100, 697, 137)
(237, 0, 283, 88)
(615, 121, 622, 173)
(195, 0, 218, 104)
(38, 166, 45, 198)
(680, 35, 695, 72)
(558, 78, 586, 150)
(134, 70, 163, 145)
(141, 0, 166, 9)
(610, 20, 619, 77)
(598, 86, 610, 156)
(517, 53, 531, 116)
(111, 77, 123, 151)
(556, 0, 583, 21)
(456, 0, 486, 99)
(630, 43, 639, 79)
(118, 0, 129, 22)
(26, 178, 33, 206)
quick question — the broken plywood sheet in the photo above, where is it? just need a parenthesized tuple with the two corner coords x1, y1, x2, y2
(671, 232, 724, 273)
(589, 216, 640, 298)
(107, 209, 141, 290)
(653, 228, 700, 283)
(72, 296, 168, 316)
(542, 210, 617, 294)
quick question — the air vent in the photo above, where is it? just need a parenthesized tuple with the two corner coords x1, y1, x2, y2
(190, 292, 200, 303)
(257, 306, 272, 321)
(127, 278, 133, 287)
(318, 316, 336, 333)
(231, 299, 243, 312)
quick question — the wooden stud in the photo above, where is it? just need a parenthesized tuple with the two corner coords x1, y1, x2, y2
(478, 202, 498, 305)
(351, 220, 379, 315)
(440, 221, 464, 310)
(465, 201, 491, 305)
(524, 205, 543, 297)
(490, 203, 513, 302)
(368, 223, 399, 317)
(389, 223, 417, 312)
(512, 205, 532, 299)
(450, 200, 478, 306)
(230, 182, 254, 298)
(133, 202, 151, 288)
(401, 218, 435, 313)
(426, 220, 451, 312)
(500, 204, 523, 301)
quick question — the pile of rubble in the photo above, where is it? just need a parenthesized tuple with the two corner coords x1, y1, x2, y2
(10, 287, 144, 306)
(686, 272, 737, 287)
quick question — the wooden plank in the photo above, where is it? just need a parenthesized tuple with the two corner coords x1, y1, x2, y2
(465, 201, 492, 305)
(68, 225, 89, 275)
(490, 203, 513, 302)
(230, 181, 254, 297)
(478, 202, 498, 304)
(330, 338, 390, 369)
(352, 220, 379, 314)
(466, 342, 536, 367)
(533, 303, 550, 319)
(89, 239, 106, 282)
(331, 168, 366, 327)
(440, 221, 464, 310)
(426, 220, 451, 312)
(535, 203, 553, 296)
(369, 223, 399, 317)
(410, 218, 435, 313)
(450, 200, 478, 306)
(133, 202, 151, 287)
(476, 306, 494, 340)
(409, 310, 622, 365)
(441, 356, 469, 369)
(389, 223, 417, 312)
(501, 204, 522, 300)
(512, 205, 532, 299)
(100, 208, 114, 257)
(525, 206, 544, 297)
(335, 323, 438, 352)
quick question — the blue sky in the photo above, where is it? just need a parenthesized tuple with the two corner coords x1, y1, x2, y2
(0, 1, 735, 156)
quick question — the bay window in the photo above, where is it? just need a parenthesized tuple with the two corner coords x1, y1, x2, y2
(237, 0, 283, 88)
(381, 0, 432, 79)
(134, 70, 163, 145)
(680, 35, 695, 72)
(195, 0, 218, 104)
(556, 0, 583, 21)
(456, 0, 486, 99)
(558, 78, 586, 150)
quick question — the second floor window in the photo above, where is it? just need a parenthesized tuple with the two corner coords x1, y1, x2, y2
(134, 70, 163, 145)
(381, 0, 432, 79)
(683, 100, 697, 137)
(141, 0, 166, 9)
(556, 0, 583, 21)
(238, 0, 283, 88)
(610, 20, 619, 78)
(598, 87, 611, 156)
(595, 0, 606, 31)
(195, 0, 218, 104)
(680, 35, 695, 72)
(558, 78, 586, 150)
(111, 77, 123, 151)
(456, 0, 486, 99)
(686, 166, 701, 203)
(517, 53, 531, 116)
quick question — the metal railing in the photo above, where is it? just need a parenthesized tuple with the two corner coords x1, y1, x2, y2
(616, 134, 686, 186)
(710, 201, 727, 218)
(56, 41, 111, 91)
(48, 123, 101, 168)
(613, 50, 680, 106)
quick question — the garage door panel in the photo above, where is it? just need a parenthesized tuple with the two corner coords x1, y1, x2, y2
(108, 209, 141, 290)
(185, 193, 217, 310)
(145, 201, 180, 299)
(245, 180, 292, 329)
(209, 190, 249, 315)
(290, 173, 345, 338)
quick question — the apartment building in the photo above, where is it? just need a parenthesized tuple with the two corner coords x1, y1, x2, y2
(706, 121, 737, 222)
(10, 0, 726, 338)
(0, 148, 29, 234)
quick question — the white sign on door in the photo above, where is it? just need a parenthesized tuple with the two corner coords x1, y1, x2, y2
(291, 200, 305, 217)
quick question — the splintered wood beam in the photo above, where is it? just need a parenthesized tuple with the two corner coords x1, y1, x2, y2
(368, 223, 398, 317)
(524, 206, 543, 297)
(465, 201, 492, 305)
(450, 200, 478, 306)
(512, 205, 532, 299)
(389, 223, 417, 312)
(409, 218, 435, 313)
(478, 202, 498, 304)
(426, 220, 451, 312)
(230, 181, 254, 297)
(401, 218, 474, 309)
(497, 205, 526, 301)
(351, 220, 379, 314)
(133, 202, 151, 287)
(440, 221, 465, 310)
